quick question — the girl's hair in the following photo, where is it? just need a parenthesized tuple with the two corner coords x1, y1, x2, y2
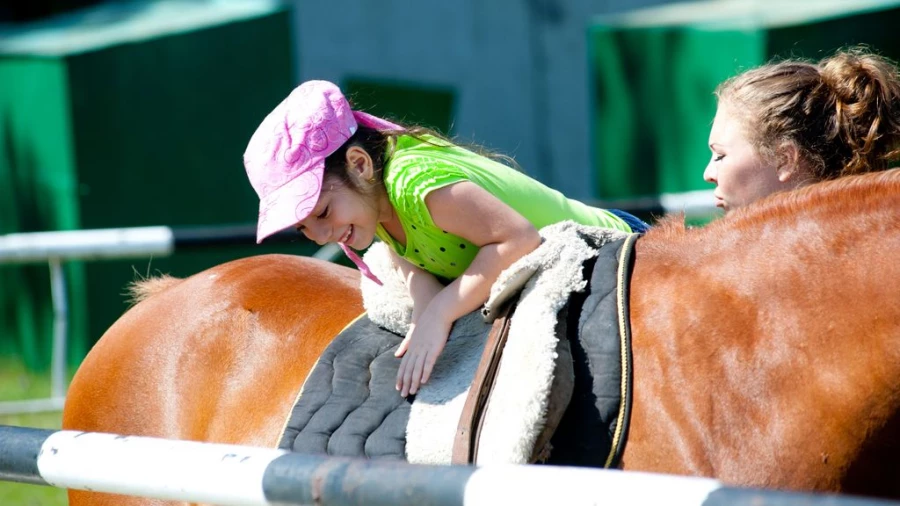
(716, 47, 900, 180)
(323, 122, 520, 191)
(323, 125, 391, 192)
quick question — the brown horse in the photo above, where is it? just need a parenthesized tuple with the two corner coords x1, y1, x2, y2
(63, 169, 900, 505)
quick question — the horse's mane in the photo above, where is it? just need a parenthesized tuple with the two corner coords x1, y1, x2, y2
(126, 274, 183, 305)
(641, 168, 900, 255)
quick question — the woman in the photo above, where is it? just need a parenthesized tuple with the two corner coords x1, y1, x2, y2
(705, 47, 900, 212)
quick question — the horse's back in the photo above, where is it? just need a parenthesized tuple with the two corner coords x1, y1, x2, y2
(62, 254, 362, 505)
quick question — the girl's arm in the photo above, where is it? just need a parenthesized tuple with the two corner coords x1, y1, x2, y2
(388, 249, 444, 324)
(395, 181, 541, 397)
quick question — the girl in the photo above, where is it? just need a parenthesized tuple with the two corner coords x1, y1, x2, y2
(705, 47, 900, 213)
(244, 80, 647, 397)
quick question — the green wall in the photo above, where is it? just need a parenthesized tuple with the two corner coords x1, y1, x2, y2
(0, 4, 300, 370)
(344, 77, 456, 134)
(0, 58, 86, 368)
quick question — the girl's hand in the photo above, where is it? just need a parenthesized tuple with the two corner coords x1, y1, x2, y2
(394, 313, 452, 397)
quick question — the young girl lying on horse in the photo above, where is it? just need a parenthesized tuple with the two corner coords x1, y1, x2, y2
(704, 47, 900, 213)
(242, 80, 648, 398)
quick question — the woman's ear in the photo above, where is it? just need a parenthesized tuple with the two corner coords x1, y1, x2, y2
(775, 142, 804, 184)
(345, 146, 375, 182)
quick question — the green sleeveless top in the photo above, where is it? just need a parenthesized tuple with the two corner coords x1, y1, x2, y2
(375, 135, 631, 279)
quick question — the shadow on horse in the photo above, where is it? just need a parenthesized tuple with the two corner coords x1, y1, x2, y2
(63, 170, 900, 505)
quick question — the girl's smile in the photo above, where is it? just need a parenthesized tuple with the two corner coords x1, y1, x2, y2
(339, 225, 354, 246)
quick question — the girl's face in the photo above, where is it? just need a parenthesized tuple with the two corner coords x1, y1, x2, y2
(704, 103, 787, 213)
(295, 177, 381, 250)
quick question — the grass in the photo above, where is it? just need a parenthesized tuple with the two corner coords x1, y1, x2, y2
(0, 358, 69, 506)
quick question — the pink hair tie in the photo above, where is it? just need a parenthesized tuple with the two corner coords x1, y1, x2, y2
(339, 243, 383, 286)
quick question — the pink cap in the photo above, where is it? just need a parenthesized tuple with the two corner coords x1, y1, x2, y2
(243, 80, 402, 285)
(244, 80, 402, 244)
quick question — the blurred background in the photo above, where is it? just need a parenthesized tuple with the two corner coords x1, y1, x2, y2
(2, 0, 900, 503)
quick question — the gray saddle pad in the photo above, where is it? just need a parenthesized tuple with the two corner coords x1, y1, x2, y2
(277, 315, 412, 459)
(277, 312, 495, 460)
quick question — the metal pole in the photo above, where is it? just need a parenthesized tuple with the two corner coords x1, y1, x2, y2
(0, 261, 68, 415)
(312, 242, 342, 261)
(48, 258, 68, 401)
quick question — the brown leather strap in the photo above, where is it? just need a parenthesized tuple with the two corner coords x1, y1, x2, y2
(451, 296, 519, 464)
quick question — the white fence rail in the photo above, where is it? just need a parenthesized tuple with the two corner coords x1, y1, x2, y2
(0, 425, 890, 506)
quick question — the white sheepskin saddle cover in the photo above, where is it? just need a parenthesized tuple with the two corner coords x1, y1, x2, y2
(360, 221, 627, 464)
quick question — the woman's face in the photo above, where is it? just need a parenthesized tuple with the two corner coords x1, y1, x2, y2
(704, 103, 789, 213)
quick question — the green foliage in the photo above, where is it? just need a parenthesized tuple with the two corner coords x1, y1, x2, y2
(0, 482, 67, 506)
(0, 358, 68, 505)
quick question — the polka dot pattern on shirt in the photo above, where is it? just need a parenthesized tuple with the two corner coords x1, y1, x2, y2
(387, 219, 477, 279)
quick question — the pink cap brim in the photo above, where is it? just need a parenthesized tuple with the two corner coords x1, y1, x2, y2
(352, 111, 404, 132)
(255, 163, 324, 243)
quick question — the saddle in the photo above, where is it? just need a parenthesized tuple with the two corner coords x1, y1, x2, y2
(277, 222, 638, 467)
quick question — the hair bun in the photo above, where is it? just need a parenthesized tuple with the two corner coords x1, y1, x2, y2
(818, 48, 900, 175)
(820, 49, 897, 108)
